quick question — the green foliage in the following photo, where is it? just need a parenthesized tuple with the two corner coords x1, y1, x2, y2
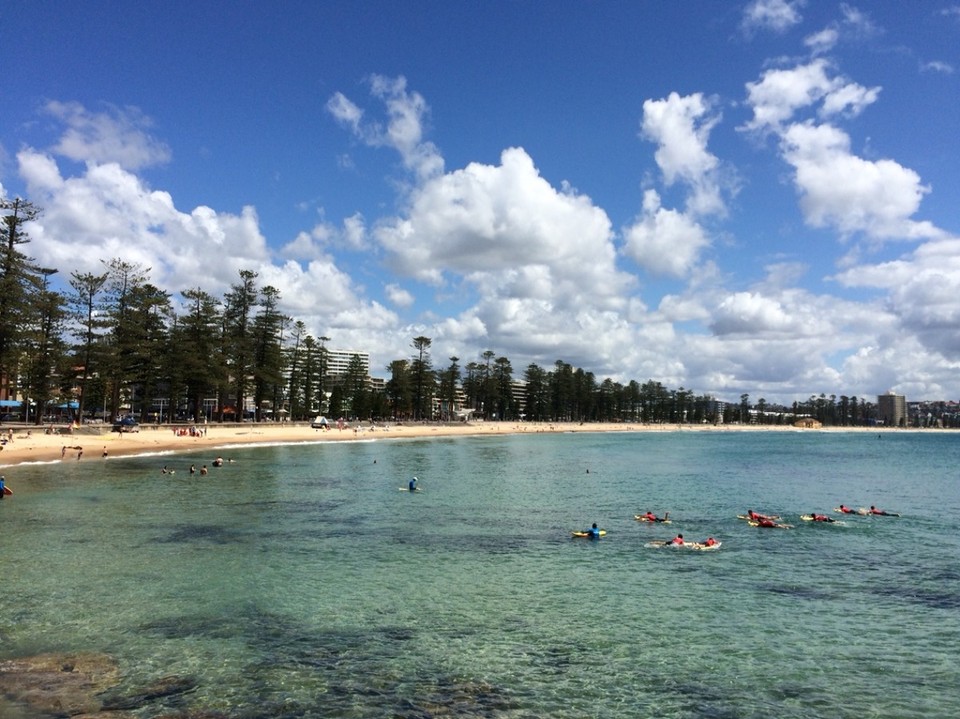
(0, 198, 46, 385)
(0, 196, 901, 429)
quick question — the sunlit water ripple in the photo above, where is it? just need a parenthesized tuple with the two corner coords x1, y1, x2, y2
(2, 430, 958, 718)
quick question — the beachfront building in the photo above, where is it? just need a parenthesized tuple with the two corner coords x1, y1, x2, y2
(325, 350, 370, 378)
(877, 391, 906, 428)
(434, 387, 470, 421)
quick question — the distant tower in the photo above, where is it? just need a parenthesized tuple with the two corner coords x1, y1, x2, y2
(877, 392, 906, 427)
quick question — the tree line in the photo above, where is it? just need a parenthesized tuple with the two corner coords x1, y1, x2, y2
(0, 197, 905, 427)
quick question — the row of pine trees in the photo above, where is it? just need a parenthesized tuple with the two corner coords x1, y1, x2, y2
(2, 197, 886, 426)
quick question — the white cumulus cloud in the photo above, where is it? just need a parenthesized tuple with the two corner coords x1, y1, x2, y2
(741, 0, 805, 34)
(385, 283, 414, 308)
(623, 190, 710, 278)
(374, 147, 628, 308)
(44, 101, 171, 170)
(641, 92, 726, 217)
(742, 59, 838, 134)
(327, 75, 444, 182)
(779, 121, 937, 240)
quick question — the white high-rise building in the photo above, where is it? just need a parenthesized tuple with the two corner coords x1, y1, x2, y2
(325, 350, 369, 378)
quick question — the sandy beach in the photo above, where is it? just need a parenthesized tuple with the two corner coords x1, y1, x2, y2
(0, 420, 644, 469)
(0, 419, 934, 471)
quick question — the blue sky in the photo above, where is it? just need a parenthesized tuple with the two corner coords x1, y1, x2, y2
(2, 0, 959, 404)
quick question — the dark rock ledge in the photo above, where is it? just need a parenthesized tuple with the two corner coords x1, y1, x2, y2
(0, 652, 126, 718)
(0, 652, 205, 718)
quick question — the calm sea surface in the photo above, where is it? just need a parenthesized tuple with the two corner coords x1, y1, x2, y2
(2, 430, 959, 718)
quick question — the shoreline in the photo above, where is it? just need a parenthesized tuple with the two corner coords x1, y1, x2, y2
(0, 421, 949, 471)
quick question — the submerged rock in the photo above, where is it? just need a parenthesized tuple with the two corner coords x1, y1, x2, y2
(0, 651, 127, 717)
(99, 674, 199, 710)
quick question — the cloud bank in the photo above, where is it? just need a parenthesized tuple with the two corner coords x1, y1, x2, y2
(4, 6, 958, 405)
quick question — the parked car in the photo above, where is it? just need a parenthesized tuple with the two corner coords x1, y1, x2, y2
(112, 418, 140, 433)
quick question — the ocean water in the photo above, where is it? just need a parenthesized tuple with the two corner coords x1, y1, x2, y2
(2, 430, 959, 718)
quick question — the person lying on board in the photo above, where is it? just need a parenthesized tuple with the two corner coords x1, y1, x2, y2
(670, 533, 686, 545)
(810, 512, 835, 522)
(701, 537, 718, 547)
(869, 505, 899, 516)
(754, 517, 791, 528)
(746, 509, 779, 521)
(838, 504, 857, 514)
(640, 510, 670, 522)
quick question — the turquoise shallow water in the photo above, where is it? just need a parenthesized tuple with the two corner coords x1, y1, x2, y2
(2, 430, 959, 718)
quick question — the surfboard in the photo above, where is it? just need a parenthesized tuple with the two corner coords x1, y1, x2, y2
(692, 541, 721, 551)
(2, 485, 11, 496)
(834, 507, 869, 515)
(748, 520, 793, 529)
(571, 530, 606, 538)
(398, 487, 422, 492)
(646, 539, 718, 549)
(801, 515, 843, 523)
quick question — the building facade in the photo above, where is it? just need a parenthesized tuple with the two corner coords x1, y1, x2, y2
(877, 392, 906, 427)
(325, 350, 370, 378)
